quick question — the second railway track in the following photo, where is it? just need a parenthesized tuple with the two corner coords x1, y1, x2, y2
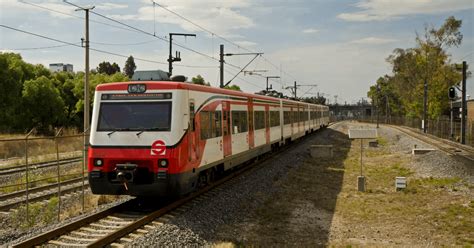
(0, 177, 89, 212)
(388, 124, 474, 162)
(0, 156, 82, 176)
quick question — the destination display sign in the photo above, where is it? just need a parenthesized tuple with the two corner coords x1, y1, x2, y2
(101, 93, 172, 100)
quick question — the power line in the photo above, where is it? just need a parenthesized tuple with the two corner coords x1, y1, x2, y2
(90, 40, 156, 46)
(0, 24, 215, 68)
(19, 0, 144, 35)
(151, 1, 303, 87)
(2, 43, 79, 51)
(18, 0, 285, 84)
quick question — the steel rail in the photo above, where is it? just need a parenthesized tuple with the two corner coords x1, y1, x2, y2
(12, 125, 331, 247)
(0, 157, 81, 176)
(0, 177, 86, 202)
(389, 124, 474, 162)
(0, 181, 90, 211)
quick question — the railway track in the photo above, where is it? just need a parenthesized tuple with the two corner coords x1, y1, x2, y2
(11, 126, 327, 247)
(0, 177, 89, 212)
(389, 124, 474, 162)
(12, 162, 259, 247)
(0, 157, 82, 176)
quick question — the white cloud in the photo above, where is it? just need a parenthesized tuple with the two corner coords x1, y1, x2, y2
(269, 42, 393, 102)
(109, 1, 254, 35)
(234, 40, 258, 47)
(338, 0, 474, 22)
(350, 37, 397, 45)
(303, 28, 319, 34)
(95, 3, 128, 11)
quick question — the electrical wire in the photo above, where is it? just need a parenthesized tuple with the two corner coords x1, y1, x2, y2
(2, 43, 79, 51)
(0, 24, 216, 68)
(151, 1, 307, 87)
(19, 0, 144, 35)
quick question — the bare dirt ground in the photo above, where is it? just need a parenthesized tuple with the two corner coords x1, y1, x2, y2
(215, 121, 473, 247)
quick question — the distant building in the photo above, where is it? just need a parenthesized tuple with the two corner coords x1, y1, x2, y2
(49, 63, 73, 72)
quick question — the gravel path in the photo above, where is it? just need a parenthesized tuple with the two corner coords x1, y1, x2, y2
(129, 125, 338, 247)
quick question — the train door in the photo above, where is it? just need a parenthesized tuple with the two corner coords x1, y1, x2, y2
(188, 100, 197, 162)
(222, 101, 232, 157)
(248, 98, 255, 149)
(290, 106, 294, 136)
(265, 105, 270, 144)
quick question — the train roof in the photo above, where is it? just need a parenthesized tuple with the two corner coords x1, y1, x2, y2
(96, 81, 328, 108)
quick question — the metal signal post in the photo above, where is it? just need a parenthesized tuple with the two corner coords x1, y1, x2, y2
(168, 33, 196, 76)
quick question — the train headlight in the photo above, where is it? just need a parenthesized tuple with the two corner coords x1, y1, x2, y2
(94, 159, 103, 167)
(128, 84, 146, 93)
(158, 159, 168, 168)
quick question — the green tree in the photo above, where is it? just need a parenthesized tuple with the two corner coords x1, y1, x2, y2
(224, 84, 241, 91)
(0, 53, 52, 131)
(73, 72, 129, 114)
(124, 56, 136, 78)
(22, 76, 65, 133)
(367, 16, 464, 119)
(191, 75, 210, 86)
(97, 61, 120, 75)
(302, 95, 327, 105)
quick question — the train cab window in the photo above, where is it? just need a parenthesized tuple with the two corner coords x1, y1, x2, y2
(97, 102, 171, 131)
(270, 111, 280, 127)
(232, 111, 248, 134)
(254, 111, 265, 130)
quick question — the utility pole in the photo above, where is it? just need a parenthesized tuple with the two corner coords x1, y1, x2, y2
(219, 44, 263, 88)
(168, 33, 196, 77)
(423, 78, 428, 133)
(461, 61, 467, 144)
(294, 81, 297, 98)
(266, 76, 280, 91)
(376, 85, 380, 128)
(74, 4, 94, 189)
(219, 44, 224, 88)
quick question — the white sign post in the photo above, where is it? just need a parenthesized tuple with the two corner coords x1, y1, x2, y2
(348, 129, 378, 192)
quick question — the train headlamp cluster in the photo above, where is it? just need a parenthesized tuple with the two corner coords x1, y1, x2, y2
(158, 159, 169, 168)
(94, 158, 103, 167)
(128, 84, 146, 93)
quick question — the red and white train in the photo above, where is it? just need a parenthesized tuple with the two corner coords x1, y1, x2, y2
(88, 80, 329, 197)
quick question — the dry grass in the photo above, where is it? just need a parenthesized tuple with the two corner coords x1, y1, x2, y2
(10, 193, 124, 230)
(329, 137, 473, 246)
(222, 126, 473, 246)
(0, 131, 83, 163)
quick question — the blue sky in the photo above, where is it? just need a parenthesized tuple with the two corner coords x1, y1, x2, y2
(1, 0, 473, 103)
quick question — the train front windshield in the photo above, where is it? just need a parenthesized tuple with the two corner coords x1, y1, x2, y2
(97, 102, 172, 131)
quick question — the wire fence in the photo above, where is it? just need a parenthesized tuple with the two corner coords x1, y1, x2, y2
(0, 130, 89, 226)
(331, 115, 474, 147)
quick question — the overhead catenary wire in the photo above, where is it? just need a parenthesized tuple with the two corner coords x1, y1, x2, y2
(0, 24, 216, 68)
(18, 0, 308, 89)
(2, 43, 79, 51)
(19, 0, 143, 35)
(19, 0, 248, 75)
(151, 1, 310, 87)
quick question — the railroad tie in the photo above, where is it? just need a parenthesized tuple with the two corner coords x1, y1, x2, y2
(110, 243, 125, 248)
(80, 227, 113, 233)
(60, 235, 97, 242)
(90, 223, 117, 229)
(71, 231, 105, 237)
(101, 219, 133, 225)
(48, 240, 87, 247)
(120, 237, 134, 243)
